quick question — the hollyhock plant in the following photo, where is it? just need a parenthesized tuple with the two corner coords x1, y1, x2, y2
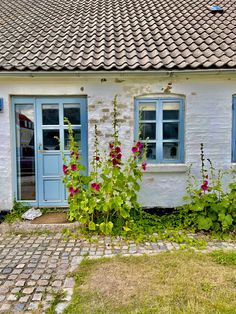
(62, 96, 148, 235)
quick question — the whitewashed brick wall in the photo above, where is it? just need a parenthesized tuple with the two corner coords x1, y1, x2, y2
(0, 73, 235, 210)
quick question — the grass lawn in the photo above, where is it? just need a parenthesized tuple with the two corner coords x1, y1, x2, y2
(63, 250, 236, 314)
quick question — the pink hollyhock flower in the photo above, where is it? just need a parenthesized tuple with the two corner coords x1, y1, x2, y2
(69, 186, 79, 196)
(141, 161, 147, 171)
(136, 141, 143, 149)
(71, 164, 77, 171)
(63, 165, 69, 175)
(132, 146, 138, 153)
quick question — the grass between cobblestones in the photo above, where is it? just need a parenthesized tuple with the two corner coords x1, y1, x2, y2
(63, 250, 236, 314)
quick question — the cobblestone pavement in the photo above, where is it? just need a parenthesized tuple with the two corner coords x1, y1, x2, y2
(0, 233, 236, 313)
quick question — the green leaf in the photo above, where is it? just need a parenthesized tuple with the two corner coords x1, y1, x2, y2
(197, 216, 213, 230)
(120, 207, 130, 218)
(88, 221, 96, 231)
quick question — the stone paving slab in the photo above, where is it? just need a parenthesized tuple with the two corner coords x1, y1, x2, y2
(0, 233, 235, 313)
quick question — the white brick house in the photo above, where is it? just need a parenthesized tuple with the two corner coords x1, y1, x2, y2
(0, 0, 235, 210)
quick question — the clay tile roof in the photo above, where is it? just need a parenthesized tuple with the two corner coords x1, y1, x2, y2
(0, 0, 235, 71)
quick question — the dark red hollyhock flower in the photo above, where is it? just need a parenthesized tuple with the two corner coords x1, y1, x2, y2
(132, 146, 138, 153)
(91, 182, 101, 191)
(112, 159, 121, 166)
(141, 161, 147, 171)
(109, 143, 114, 149)
(95, 156, 100, 161)
(117, 153, 122, 160)
(71, 164, 77, 171)
(115, 146, 121, 153)
(63, 165, 69, 175)
(136, 141, 143, 149)
(201, 180, 209, 191)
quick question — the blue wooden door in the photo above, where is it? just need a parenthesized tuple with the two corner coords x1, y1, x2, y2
(36, 97, 87, 207)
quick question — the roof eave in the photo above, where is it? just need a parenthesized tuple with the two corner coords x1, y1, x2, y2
(0, 68, 235, 77)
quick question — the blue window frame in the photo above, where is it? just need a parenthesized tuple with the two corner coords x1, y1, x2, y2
(232, 96, 236, 162)
(135, 98, 185, 163)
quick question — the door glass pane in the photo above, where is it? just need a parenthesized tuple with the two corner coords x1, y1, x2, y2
(43, 130, 60, 150)
(64, 129, 81, 150)
(42, 104, 59, 125)
(163, 102, 179, 120)
(15, 104, 36, 200)
(64, 104, 81, 125)
(139, 103, 156, 120)
(163, 122, 179, 139)
(163, 142, 179, 160)
(140, 123, 156, 140)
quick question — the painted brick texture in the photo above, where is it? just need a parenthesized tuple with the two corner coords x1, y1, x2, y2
(0, 74, 235, 210)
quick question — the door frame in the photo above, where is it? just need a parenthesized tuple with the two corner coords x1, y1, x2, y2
(12, 95, 88, 207)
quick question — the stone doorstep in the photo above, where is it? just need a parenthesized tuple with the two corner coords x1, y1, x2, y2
(0, 221, 80, 234)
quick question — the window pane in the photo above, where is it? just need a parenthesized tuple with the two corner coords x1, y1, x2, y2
(163, 122, 179, 139)
(64, 104, 81, 125)
(145, 143, 156, 160)
(64, 129, 81, 150)
(139, 103, 156, 120)
(42, 104, 59, 125)
(140, 123, 156, 140)
(43, 130, 60, 150)
(163, 102, 179, 120)
(163, 142, 179, 160)
(15, 104, 36, 200)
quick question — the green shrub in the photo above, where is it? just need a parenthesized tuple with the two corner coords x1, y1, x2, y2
(179, 144, 236, 232)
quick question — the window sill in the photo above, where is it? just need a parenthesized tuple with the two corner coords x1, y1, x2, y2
(143, 164, 188, 173)
(231, 163, 236, 171)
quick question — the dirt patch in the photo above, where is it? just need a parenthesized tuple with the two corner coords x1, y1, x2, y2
(31, 212, 69, 224)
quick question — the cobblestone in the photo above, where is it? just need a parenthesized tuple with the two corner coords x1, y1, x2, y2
(0, 232, 235, 312)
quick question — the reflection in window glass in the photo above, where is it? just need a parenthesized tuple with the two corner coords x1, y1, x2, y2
(163, 142, 179, 160)
(42, 104, 59, 125)
(140, 123, 156, 140)
(145, 143, 156, 160)
(15, 104, 36, 200)
(64, 129, 81, 150)
(64, 104, 81, 125)
(43, 130, 60, 150)
(163, 103, 179, 120)
(163, 122, 179, 140)
(139, 103, 156, 120)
